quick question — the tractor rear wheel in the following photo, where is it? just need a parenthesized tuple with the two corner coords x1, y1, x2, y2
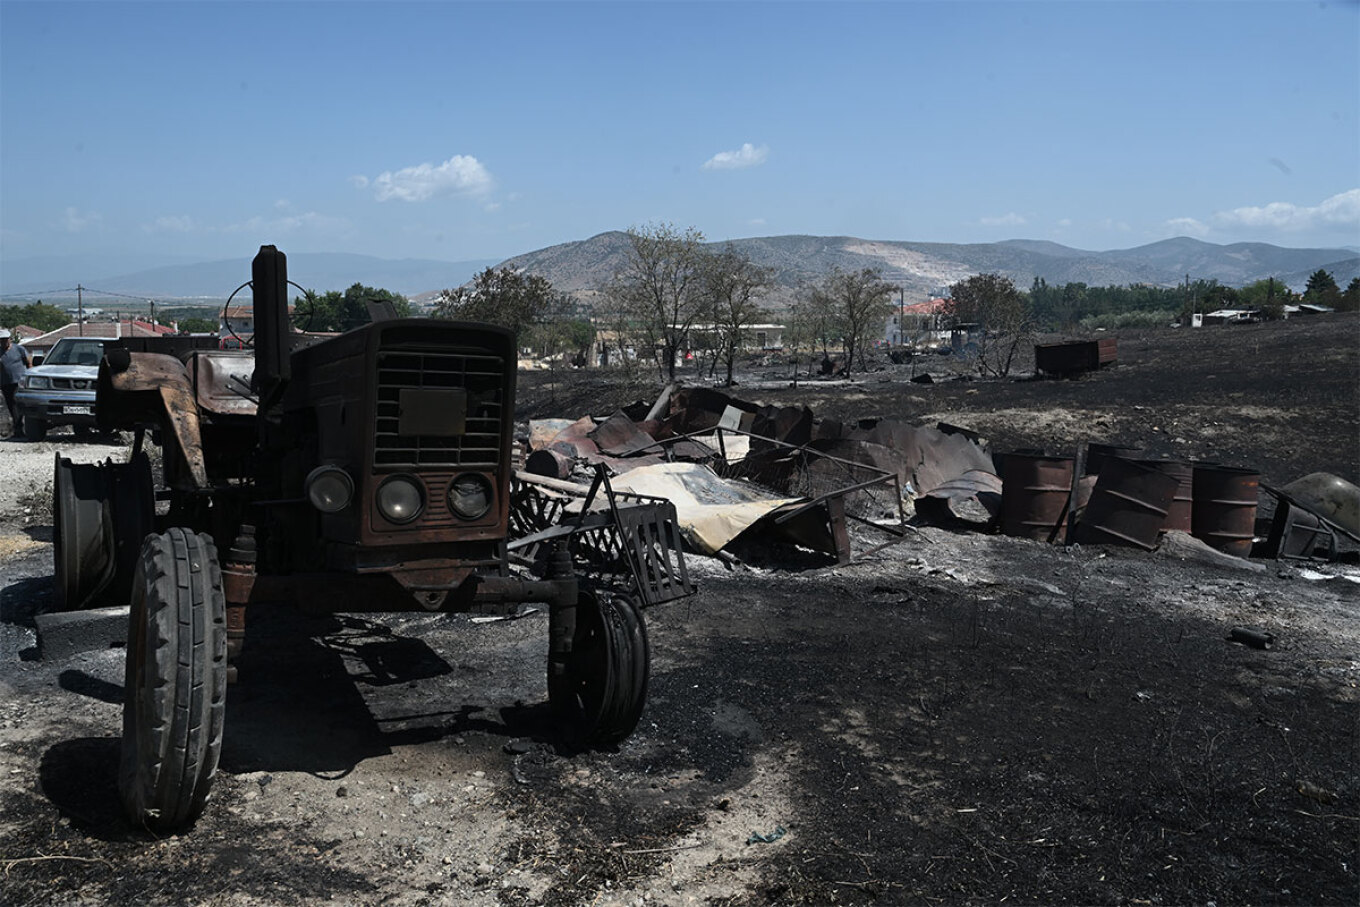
(118, 528, 227, 832)
(53, 453, 153, 611)
(549, 590, 649, 748)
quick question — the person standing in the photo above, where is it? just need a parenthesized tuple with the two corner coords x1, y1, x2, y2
(0, 329, 32, 439)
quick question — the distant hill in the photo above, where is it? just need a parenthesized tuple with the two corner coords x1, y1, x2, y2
(4, 237, 1352, 306)
(0, 253, 500, 303)
(498, 233, 1357, 306)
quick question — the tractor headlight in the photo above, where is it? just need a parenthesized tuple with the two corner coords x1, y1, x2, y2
(305, 466, 353, 513)
(448, 473, 493, 520)
(376, 475, 424, 524)
(24, 376, 50, 389)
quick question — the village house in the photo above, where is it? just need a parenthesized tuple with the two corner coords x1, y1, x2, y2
(19, 320, 177, 360)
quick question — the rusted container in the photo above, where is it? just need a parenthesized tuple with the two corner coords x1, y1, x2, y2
(525, 448, 574, 480)
(1074, 457, 1179, 550)
(1085, 443, 1144, 476)
(1264, 501, 1334, 560)
(1034, 338, 1118, 377)
(1138, 459, 1193, 532)
(1192, 465, 1260, 557)
(1000, 453, 1074, 542)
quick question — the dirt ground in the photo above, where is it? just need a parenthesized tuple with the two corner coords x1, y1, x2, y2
(1, 315, 1357, 906)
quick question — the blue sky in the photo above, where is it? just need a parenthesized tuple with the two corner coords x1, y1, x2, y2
(2, 0, 1357, 270)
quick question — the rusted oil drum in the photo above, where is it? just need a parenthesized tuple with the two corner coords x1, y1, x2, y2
(1192, 465, 1260, 557)
(525, 448, 574, 480)
(1085, 443, 1144, 476)
(1265, 500, 1334, 560)
(1074, 457, 1179, 550)
(1138, 459, 1193, 532)
(1000, 453, 1074, 542)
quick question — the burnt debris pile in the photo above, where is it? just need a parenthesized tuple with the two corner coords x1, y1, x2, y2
(518, 382, 1359, 570)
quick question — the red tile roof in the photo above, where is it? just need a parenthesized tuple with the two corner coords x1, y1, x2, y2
(901, 298, 951, 314)
(21, 321, 178, 348)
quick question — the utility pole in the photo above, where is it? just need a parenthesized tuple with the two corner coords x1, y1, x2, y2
(78, 285, 84, 336)
(898, 286, 905, 346)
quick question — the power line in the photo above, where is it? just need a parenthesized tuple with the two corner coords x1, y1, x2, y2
(2, 286, 167, 302)
(0, 288, 81, 299)
(71, 286, 163, 301)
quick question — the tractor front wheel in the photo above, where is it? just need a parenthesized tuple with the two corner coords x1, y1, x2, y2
(118, 528, 227, 832)
(549, 589, 649, 748)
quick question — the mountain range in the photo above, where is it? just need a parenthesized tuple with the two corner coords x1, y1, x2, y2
(497, 234, 1359, 307)
(1, 253, 500, 304)
(3, 236, 1355, 307)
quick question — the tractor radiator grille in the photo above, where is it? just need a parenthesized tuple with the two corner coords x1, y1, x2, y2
(374, 348, 506, 469)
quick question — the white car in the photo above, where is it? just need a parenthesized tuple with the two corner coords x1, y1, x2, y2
(14, 337, 119, 441)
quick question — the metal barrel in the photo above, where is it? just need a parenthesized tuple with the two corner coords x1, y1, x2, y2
(1074, 456, 1179, 550)
(1192, 465, 1260, 557)
(1138, 459, 1194, 532)
(1264, 500, 1334, 560)
(1000, 453, 1074, 542)
(1085, 443, 1144, 476)
(525, 448, 575, 480)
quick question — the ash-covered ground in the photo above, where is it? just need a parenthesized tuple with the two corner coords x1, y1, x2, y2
(1, 314, 1356, 906)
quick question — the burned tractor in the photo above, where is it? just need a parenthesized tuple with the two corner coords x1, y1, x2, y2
(53, 246, 691, 832)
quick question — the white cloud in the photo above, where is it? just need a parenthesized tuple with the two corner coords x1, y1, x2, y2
(1164, 216, 1210, 238)
(61, 207, 101, 232)
(980, 212, 1026, 227)
(366, 155, 494, 202)
(1212, 189, 1359, 234)
(702, 143, 770, 171)
(144, 215, 196, 234)
(224, 211, 350, 236)
(349, 175, 370, 190)
(1056, 218, 1072, 228)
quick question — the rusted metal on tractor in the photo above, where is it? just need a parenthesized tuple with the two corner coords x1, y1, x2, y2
(57, 245, 690, 833)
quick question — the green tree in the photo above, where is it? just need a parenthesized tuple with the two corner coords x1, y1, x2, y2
(1237, 277, 1290, 319)
(1199, 282, 1240, 314)
(806, 267, 895, 375)
(1303, 269, 1341, 309)
(1340, 277, 1360, 313)
(295, 284, 410, 333)
(946, 273, 1033, 377)
(0, 301, 68, 335)
(789, 289, 838, 362)
(603, 223, 708, 381)
(177, 316, 218, 334)
(701, 244, 773, 386)
(434, 267, 556, 343)
(527, 318, 594, 362)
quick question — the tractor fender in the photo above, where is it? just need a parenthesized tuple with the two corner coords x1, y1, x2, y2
(98, 352, 210, 488)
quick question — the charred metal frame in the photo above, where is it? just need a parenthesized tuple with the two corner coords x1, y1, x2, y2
(619, 425, 910, 564)
(509, 466, 694, 605)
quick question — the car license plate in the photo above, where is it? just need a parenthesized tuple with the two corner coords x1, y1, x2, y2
(64, 405, 93, 415)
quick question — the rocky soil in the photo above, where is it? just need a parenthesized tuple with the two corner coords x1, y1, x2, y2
(1, 314, 1357, 906)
